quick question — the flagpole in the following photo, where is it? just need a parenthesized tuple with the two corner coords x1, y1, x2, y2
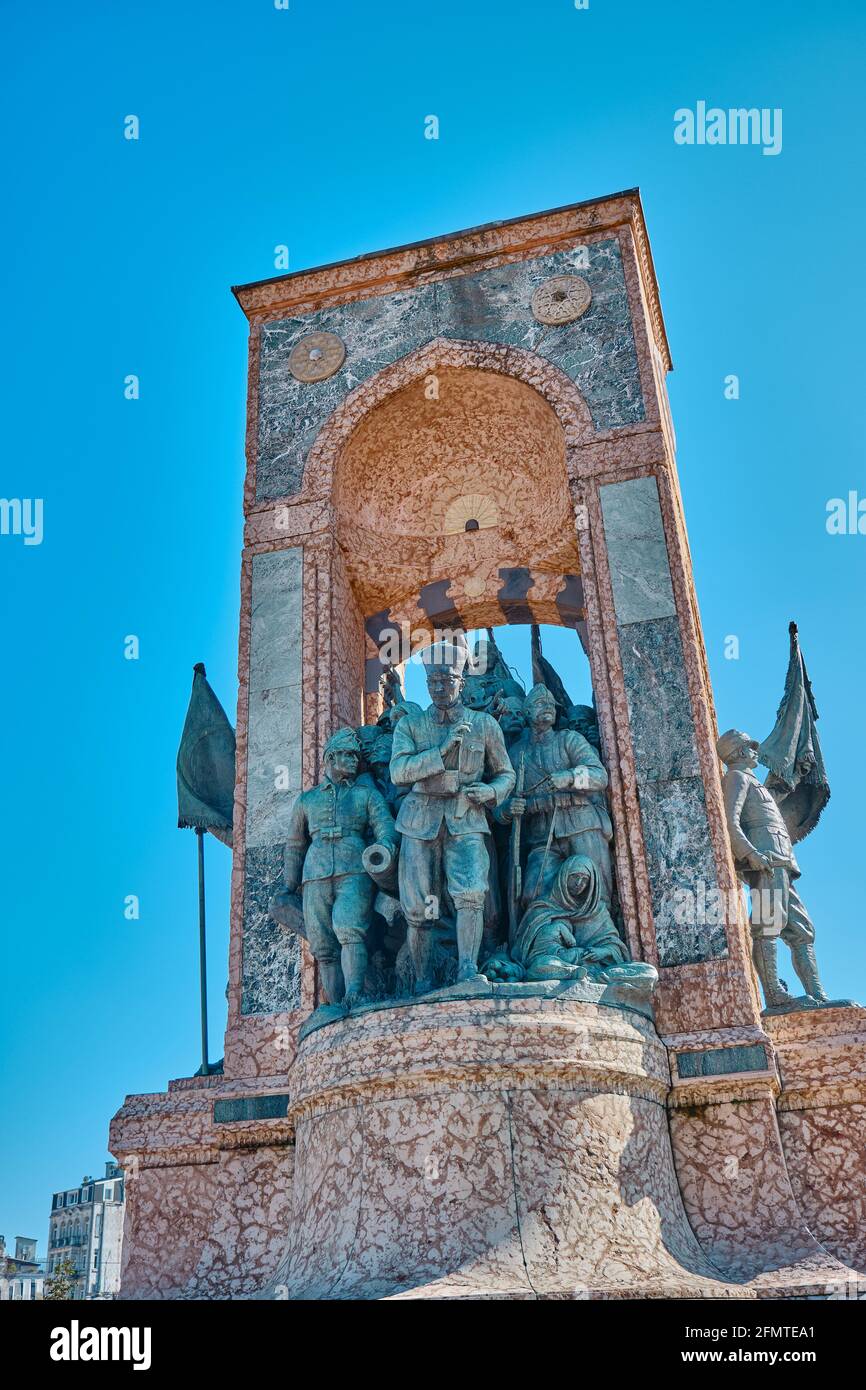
(196, 828, 209, 1075)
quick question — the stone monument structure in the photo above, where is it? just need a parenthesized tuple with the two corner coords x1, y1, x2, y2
(110, 191, 866, 1299)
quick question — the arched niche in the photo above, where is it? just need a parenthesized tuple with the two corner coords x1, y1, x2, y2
(295, 342, 644, 959)
(326, 361, 590, 723)
(334, 364, 576, 610)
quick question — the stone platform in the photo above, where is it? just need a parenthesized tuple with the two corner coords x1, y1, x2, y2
(110, 996, 865, 1300)
(297, 967, 659, 1040)
(271, 994, 735, 1299)
(766, 1004, 866, 1276)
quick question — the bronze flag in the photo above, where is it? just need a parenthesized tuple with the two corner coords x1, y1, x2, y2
(759, 623, 830, 845)
(176, 662, 236, 847)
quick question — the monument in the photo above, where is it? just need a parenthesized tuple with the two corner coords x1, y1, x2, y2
(109, 191, 866, 1299)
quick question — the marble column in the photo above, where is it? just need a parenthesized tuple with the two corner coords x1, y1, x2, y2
(599, 474, 726, 969)
(224, 544, 312, 1078)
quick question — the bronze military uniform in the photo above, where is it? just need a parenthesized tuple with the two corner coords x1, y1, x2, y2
(507, 723, 612, 903)
(283, 751, 396, 1006)
(718, 727, 827, 1008)
(722, 766, 815, 948)
(391, 702, 514, 922)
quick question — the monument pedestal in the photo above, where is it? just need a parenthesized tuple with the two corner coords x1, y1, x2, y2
(110, 1072, 295, 1301)
(267, 994, 731, 1299)
(111, 996, 864, 1299)
(260, 994, 840, 1300)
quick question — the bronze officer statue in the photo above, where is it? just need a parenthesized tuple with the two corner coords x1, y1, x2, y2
(717, 727, 828, 1010)
(281, 727, 397, 1012)
(390, 639, 515, 994)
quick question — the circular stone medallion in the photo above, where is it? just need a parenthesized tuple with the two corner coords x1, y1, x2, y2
(288, 331, 346, 383)
(531, 274, 592, 326)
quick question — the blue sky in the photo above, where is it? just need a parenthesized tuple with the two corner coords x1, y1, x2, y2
(1, 0, 864, 1247)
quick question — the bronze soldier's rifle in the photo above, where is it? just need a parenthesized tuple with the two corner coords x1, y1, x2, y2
(507, 752, 525, 944)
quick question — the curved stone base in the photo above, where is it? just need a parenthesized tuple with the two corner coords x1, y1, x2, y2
(266, 993, 743, 1299)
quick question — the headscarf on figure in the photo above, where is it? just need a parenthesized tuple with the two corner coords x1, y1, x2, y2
(511, 854, 627, 981)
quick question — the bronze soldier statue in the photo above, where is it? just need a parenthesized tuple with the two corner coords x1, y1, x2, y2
(498, 683, 613, 907)
(493, 691, 527, 753)
(280, 727, 397, 1012)
(717, 728, 828, 1010)
(390, 639, 515, 993)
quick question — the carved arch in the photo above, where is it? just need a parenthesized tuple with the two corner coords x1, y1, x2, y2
(297, 337, 595, 503)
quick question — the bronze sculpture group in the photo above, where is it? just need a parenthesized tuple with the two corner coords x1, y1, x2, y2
(271, 621, 837, 1022)
(271, 633, 647, 1021)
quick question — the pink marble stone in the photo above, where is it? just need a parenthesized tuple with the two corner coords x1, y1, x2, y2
(267, 997, 731, 1299)
(768, 1006, 866, 1275)
(109, 194, 866, 1301)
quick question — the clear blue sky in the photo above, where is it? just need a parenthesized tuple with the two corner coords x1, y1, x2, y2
(2, 0, 864, 1248)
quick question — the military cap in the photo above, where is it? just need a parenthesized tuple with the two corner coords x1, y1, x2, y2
(323, 727, 362, 758)
(524, 682, 557, 709)
(716, 729, 759, 764)
(420, 637, 469, 673)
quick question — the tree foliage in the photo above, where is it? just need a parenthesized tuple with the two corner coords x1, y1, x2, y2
(44, 1255, 79, 1300)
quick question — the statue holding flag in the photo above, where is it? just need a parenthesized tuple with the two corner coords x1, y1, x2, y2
(718, 623, 842, 1013)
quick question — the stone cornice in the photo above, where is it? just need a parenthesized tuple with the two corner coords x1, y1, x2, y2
(662, 1025, 772, 1051)
(776, 1080, 866, 1112)
(287, 1062, 670, 1125)
(764, 1004, 866, 1046)
(231, 189, 672, 372)
(112, 1125, 296, 1171)
(667, 1076, 780, 1109)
